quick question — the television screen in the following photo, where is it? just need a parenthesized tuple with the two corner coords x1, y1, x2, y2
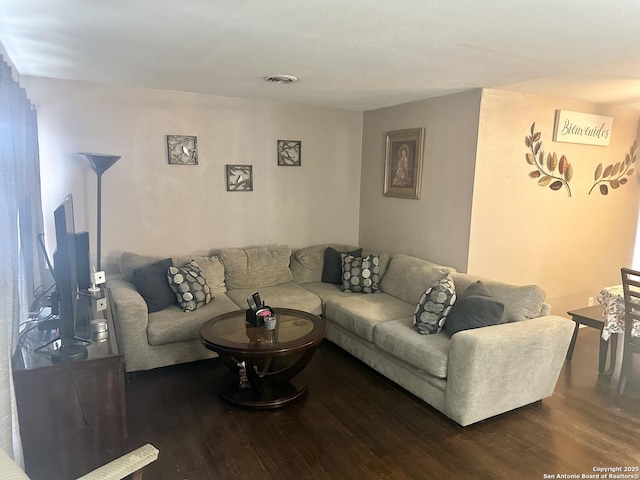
(51, 194, 88, 361)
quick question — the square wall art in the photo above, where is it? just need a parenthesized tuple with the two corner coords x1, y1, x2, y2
(277, 140, 301, 166)
(226, 164, 253, 191)
(167, 135, 198, 165)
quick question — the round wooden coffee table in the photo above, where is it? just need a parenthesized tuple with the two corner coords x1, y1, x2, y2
(199, 307, 324, 409)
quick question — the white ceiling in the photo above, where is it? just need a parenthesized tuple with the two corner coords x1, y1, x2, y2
(1, 0, 639, 112)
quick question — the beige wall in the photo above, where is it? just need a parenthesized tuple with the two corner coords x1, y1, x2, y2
(359, 89, 482, 271)
(360, 87, 640, 317)
(21, 73, 639, 316)
(22, 77, 363, 272)
(471, 89, 640, 315)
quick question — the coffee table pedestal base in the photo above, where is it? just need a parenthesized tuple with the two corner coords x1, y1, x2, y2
(219, 373, 307, 409)
(199, 308, 325, 410)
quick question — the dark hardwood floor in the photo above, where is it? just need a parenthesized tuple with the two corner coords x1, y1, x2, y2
(124, 329, 640, 480)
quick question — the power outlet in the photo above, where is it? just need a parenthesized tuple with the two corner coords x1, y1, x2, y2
(96, 298, 107, 312)
(588, 296, 594, 306)
(91, 270, 106, 285)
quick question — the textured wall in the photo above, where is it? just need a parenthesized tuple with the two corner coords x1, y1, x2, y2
(471, 89, 640, 315)
(359, 89, 482, 272)
(360, 87, 640, 317)
(23, 77, 363, 272)
(22, 74, 640, 316)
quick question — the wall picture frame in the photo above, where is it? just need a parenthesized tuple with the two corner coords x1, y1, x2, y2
(226, 164, 253, 191)
(167, 135, 198, 165)
(383, 128, 424, 199)
(278, 140, 302, 166)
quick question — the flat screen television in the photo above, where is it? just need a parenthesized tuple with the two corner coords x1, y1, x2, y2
(50, 194, 90, 361)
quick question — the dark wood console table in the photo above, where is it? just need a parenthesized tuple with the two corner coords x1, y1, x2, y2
(12, 288, 126, 480)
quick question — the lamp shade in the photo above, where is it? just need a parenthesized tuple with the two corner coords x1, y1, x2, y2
(79, 152, 121, 175)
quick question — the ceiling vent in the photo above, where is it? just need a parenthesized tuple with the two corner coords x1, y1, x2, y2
(263, 75, 299, 84)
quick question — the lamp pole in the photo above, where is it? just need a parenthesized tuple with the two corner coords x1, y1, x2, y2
(78, 153, 121, 271)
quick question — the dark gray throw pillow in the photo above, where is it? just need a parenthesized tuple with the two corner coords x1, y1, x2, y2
(132, 258, 176, 313)
(322, 247, 362, 284)
(444, 281, 506, 336)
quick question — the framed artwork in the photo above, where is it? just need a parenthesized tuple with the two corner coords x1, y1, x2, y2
(277, 140, 302, 166)
(383, 128, 425, 199)
(226, 164, 253, 191)
(167, 135, 198, 165)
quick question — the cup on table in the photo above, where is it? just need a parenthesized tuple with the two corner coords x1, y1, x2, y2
(264, 315, 277, 330)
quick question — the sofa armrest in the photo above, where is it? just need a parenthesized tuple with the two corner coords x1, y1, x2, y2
(107, 274, 151, 371)
(445, 315, 573, 426)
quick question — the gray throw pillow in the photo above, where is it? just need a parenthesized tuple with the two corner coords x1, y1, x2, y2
(132, 258, 176, 313)
(322, 247, 362, 284)
(445, 281, 505, 336)
(413, 275, 456, 335)
(341, 254, 381, 293)
(167, 260, 213, 312)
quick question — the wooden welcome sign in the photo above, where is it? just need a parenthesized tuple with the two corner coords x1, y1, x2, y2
(553, 110, 613, 146)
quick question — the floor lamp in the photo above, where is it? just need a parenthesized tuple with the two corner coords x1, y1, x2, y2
(79, 152, 121, 271)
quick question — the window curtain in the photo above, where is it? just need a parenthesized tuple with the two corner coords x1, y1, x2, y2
(0, 55, 45, 466)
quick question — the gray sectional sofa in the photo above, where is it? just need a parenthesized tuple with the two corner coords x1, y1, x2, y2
(107, 243, 574, 426)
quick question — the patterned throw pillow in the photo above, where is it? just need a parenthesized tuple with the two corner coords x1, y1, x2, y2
(341, 254, 381, 294)
(413, 275, 456, 334)
(167, 260, 213, 312)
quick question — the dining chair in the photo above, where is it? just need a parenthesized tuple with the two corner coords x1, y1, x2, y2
(619, 268, 640, 395)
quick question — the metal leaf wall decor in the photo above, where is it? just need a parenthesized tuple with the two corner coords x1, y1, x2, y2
(588, 140, 637, 195)
(524, 123, 573, 197)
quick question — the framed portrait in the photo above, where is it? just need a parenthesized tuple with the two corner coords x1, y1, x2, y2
(383, 128, 425, 199)
(167, 135, 198, 165)
(226, 164, 253, 191)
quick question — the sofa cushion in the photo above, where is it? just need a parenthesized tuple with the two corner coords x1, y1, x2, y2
(450, 272, 545, 322)
(225, 281, 322, 316)
(167, 260, 213, 312)
(445, 281, 505, 336)
(414, 274, 456, 335)
(375, 317, 451, 379)
(290, 244, 358, 284)
(380, 254, 455, 305)
(301, 281, 360, 305)
(147, 294, 240, 346)
(325, 293, 415, 342)
(174, 254, 226, 294)
(132, 258, 176, 313)
(120, 252, 163, 282)
(322, 247, 362, 284)
(219, 245, 293, 289)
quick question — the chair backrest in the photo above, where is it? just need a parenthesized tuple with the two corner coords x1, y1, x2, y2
(620, 268, 640, 341)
